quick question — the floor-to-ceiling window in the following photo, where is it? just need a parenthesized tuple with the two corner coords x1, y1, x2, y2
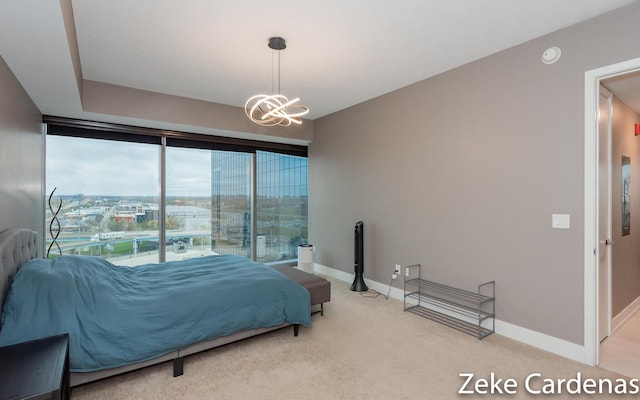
(256, 151, 308, 263)
(45, 135, 161, 264)
(44, 118, 307, 266)
(164, 148, 253, 260)
(208, 150, 252, 258)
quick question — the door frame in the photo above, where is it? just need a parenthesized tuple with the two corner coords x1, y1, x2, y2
(584, 56, 640, 366)
(597, 86, 612, 344)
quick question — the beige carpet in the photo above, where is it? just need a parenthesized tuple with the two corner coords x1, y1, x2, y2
(72, 276, 625, 399)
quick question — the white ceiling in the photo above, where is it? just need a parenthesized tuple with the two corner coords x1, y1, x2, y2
(1, 0, 638, 134)
(603, 71, 640, 113)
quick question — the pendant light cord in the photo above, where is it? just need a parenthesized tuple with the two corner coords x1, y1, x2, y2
(271, 50, 281, 95)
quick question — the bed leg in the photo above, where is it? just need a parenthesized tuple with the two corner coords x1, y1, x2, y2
(293, 324, 299, 337)
(173, 357, 184, 377)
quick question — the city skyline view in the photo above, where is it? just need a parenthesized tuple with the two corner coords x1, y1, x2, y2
(46, 134, 309, 264)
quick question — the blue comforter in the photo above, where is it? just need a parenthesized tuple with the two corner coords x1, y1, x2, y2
(0, 255, 310, 372)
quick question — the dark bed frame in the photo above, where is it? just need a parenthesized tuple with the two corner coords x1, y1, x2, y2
(0, 229, 327, 387)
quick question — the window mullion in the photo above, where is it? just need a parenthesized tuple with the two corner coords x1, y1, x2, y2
(250, 153, 257, 261)
(159, 137, 167, 262)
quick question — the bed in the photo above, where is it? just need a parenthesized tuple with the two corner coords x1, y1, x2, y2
(0, 228, 316, 386)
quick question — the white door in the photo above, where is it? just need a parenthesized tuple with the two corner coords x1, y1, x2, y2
(598, 87, 612, 344)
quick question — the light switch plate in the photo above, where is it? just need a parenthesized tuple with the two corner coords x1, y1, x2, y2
(552, 214, 570, 229)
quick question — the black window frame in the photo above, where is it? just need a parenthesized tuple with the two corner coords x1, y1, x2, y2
(43, 116, 308, 157)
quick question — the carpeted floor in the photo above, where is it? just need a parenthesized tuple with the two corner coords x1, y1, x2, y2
(72, 276, 626, 399)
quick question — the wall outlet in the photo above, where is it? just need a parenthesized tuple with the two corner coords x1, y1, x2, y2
(394, 264, 401, 275)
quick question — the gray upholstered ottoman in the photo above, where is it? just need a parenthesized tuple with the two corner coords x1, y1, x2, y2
(271, 265, 331, 315)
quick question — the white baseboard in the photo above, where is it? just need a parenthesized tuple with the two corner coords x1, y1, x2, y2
(314, 263, 587, 364)
(313, 263, 406, 299)
(612, 295, 640, 335)
(313, 263, 354, 283)
(494, 320, 585, 364)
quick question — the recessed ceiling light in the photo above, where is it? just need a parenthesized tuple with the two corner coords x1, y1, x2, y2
(542, 47, 561, 64)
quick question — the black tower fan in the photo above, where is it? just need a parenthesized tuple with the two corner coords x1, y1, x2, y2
(351, 221, 368, 291)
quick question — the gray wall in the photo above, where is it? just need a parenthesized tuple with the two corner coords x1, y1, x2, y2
(0, 55, 44, 249)
(609, 94, 640, 316)
(309, 2, 640, 345)
(81, 80, 314, 143)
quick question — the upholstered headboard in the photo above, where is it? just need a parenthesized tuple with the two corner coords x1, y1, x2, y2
(0, 229, 38, 316)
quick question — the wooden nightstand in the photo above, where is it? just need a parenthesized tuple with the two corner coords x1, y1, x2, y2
(0, 334, 70, 400)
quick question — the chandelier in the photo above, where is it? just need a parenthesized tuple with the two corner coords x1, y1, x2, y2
(245, 37, 309, 127)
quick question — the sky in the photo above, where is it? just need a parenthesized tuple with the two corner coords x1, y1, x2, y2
(46, 136, 308, 198)
(47, 136, 212, 197)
